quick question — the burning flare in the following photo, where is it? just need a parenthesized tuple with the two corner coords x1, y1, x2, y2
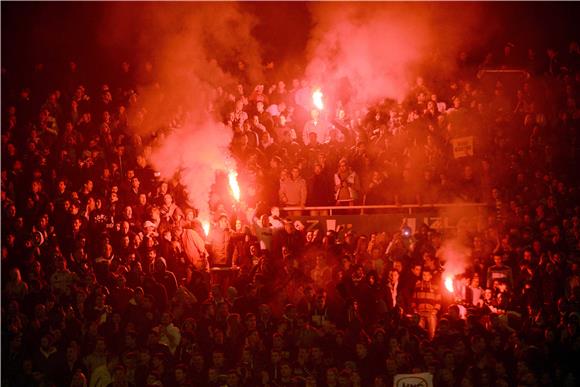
(201, 220, 210, 236)
(228, 170, 241, 202)
(444, 276, 454, 293)
(312, 89, 324, 110)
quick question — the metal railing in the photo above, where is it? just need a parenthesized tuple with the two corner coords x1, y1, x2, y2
(477, 68, 530, 79)
(281, 202, 489, 216)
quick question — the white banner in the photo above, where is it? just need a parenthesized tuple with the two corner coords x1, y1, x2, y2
(393, 372, 433, 387)
(451, 136, 474, 158)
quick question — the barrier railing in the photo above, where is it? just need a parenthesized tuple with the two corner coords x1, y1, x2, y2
(281, 202, 489, 216)
(477, 68, 530, 79)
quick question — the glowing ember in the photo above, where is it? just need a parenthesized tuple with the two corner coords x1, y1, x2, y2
(444, 276, 454, 293)
(201, 220, 210, 236)
(228, 170, 241, 202)
(312, 89, 324, 110)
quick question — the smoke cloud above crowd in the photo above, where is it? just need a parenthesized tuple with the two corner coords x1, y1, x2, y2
(97, 3, 265, 219)
(95, 3, 492, 219)
(305, 3, 490, 107)
(437, 204, 483, 284)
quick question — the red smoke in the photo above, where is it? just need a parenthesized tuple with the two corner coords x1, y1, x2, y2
(305, 3, 489, 107)
(99, 3, 264, 219)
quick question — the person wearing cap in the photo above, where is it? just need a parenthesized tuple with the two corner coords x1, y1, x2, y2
(334, 158, 361, 206)
(142, 220, 159, 239)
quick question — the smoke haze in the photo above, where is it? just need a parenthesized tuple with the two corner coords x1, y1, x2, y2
(97, 3, 265, 218)
(437, 203, 484, 278)
(95, 3, 494, 219)
(305, 3, 490, 106)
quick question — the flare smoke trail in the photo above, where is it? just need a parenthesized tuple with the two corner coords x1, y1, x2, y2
(439, 237, 472, 279)
(305, 3, 490, 107)
(98, 3, 264, 219)
(97, 3, 491, 218)
(436, 203, 483, 283)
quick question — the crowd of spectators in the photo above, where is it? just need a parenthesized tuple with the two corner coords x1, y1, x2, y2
(2, 38, 580, 387)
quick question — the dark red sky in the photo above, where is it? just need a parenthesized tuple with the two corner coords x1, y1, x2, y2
(2, 2, 310, 70)
(2, 2, 579, 79)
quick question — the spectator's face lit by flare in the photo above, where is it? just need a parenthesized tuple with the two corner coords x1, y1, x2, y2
(291, 168, 300, 179)
(219, 217, 229, 230)
(311, 109, 320, 120)
(163, 194, 172, 206)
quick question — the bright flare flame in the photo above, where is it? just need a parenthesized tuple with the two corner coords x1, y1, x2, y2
(228, 170, 241, 202)
(201, 220, 210, 236)
(312, 89, 324, 110)
(444, 276, 454, 293)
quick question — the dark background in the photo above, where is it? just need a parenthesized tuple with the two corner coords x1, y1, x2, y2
(2, 2, 579, 84)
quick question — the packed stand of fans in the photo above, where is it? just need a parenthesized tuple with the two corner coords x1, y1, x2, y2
(2, 41, 580, 387)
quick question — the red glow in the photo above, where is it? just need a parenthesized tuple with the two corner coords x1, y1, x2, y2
(202, 220, 210, 236)
(228, 170, 241, 202)
(312, 89, 324, 110)
(444, 276, 454, 293)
